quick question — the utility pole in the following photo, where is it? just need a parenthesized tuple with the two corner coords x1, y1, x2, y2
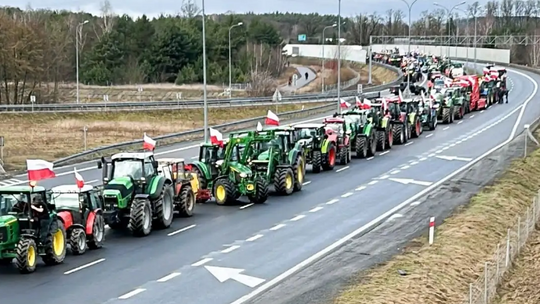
(75, 20, 89, 104)
(228, 22, 243, 98)
(322, 23, 337, 93)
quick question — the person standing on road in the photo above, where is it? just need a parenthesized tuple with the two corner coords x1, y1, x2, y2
(305, 72, 308, 80)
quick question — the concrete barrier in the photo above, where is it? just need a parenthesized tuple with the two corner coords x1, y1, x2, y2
(284, 44, 367, 64)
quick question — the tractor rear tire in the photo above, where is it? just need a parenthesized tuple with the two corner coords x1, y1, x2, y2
(429, 115, 437, 130)
(88, 213, 105, 250)
(339, 147, 348, 165)
(15, 238, 38, 273)
(213, 178, 236, 205)
(42, 220, 67, 265)
(442, 108, 451, 124)
(412, 119, 422, 138)
(367, 133, 377, 157)
(292, 156, 305, 192)
(355, 137, 368, 158)
(248, 178, 269, 204)
(322, 144, 336, 171)
(311, 150, 322, 173)
(154, 185, 174, 229)
(393, 124, 405, 145)
(376, 130, 386, 151)
(69, 228, 87, 255)
(274, 167, 295, 195)
(129, 198, 153, 237)
(177, 184, 195, 217)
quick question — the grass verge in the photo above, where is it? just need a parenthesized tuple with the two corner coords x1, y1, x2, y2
(0, 102, 328, 171)
(334, 131, 540, 304)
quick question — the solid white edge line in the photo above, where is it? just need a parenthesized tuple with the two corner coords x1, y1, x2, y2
(227, 66, 539, 304)
(157, 272, 181, 282)
(64, 258, 106, 275)
(167, 224, 196, 236)
(118, 288, 146, 299)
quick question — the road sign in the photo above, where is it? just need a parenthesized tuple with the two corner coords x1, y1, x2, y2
(205, 265, 265, 288)
(357, 84, 363, 93)
(138, 86, 143, 92)
(298, 34, 306, 41)
(30, 95, 36, 103)
(103, 95, 109, 102)
(272, 89, 282, 102)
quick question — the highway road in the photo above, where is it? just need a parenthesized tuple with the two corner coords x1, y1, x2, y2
(0, 65, 538, 304)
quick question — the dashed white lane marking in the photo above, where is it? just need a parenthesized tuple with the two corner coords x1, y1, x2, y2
(458, 121, 463, 124)
(400, 165, 410, 169)
(387, 213, 403, 221)
(379, 175, 390, 179)
(436, 150, 443, 153)
(167, 224, 196, 236)
(192, 258, 213, 267)
(336, 166, 349, 172)
(480, 110, 485, 113)
(302, 181, 311, 186)
(442, 146, 449, 151)
(86, 179, 99, 184)
(309, 206, 323, 213)
(410, 201, 422, 206)
(326, 199, 339, 205)
(405, 142, 413, 146)
(443, 127, 450, 130)
(119, 288, 146, 299)
(341, 192, 353, 198)
(379, 151, 390, 156)
(64, 258, 106, 275)
(221, 245, 241, 254)
(449, 143, 456, 147)
(428, 153, 436, 157)
(390, 170, 400, 175)
(368, 180, 378, 185)
(367, 156, 374, 160)
(246, 234, 263, 242)
(426, 134, 433, 138)
(290, 215, 306, 221)
(355, 186, 366, 191)
(470, 115, 475, 118)
(270, 224, 287, 230)
(419, 157, 428, 161)
(239, 203, 254, 210)
(157, 272, 181, 282)
(191, 156, 198, 159)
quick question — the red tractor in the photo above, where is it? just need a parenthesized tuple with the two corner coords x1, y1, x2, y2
(51, 185, 105, 255)
(454, 75, 485, 111)
(386, 96, 412, 145)
(323, 117, 351, 165)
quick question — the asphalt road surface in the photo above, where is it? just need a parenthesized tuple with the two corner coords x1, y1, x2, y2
(1, 66, 538, 304)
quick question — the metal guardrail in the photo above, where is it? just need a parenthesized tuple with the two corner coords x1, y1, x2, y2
(0, 62, 398, 113)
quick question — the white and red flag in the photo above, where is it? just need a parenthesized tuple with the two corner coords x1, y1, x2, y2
(26, 159, 55, 182)
(339, 98, 351, 109)
(265, 110, 280, 126)
(74, 167, 84, 189)
(209, 128, 223, 146)
(143, 133, 156, 151)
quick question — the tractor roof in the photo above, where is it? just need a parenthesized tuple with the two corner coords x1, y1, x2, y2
(51, 185, 94, 193)
(324, 118, 345, 123)
(156, 158, 185, 165)
(111, 152, 153, 160)
(294, 123, 324, 129)
(0, 185, 47, 193)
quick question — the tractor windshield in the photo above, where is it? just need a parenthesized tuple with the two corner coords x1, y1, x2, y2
(297, 128, 316, 139)
(325, 123, 343, 134)
(112, 159, 143, 180)
(51, 193, 80, 211)
(0, 193, 26, 215)
(434, 78, 444, 86)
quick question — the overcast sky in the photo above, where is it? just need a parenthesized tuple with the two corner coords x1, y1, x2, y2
(2, 0, 491, 19)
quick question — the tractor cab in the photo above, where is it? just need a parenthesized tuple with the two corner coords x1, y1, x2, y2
(293, 123, 326, 141)
(157, 158, 206, 209)
(323, 117, 349, 136)
(198, 143, 229, 178)
(50, 185, 101, 226)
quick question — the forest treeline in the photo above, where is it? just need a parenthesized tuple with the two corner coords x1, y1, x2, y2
(0, 0, 537, 104)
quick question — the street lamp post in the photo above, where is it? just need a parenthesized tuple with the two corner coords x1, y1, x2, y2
(337, 0, 342, 113)
(322, 23, 337, 92)
(456, 8, 469, 65)
(401, 0, 418, 96)
(228, 22, 243, 98)
(202, 0, 209, 142)
(75, 20, 89, 104)
(434, 1, 466, 57)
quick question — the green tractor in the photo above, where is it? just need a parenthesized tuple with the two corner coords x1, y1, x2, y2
(441, 87, 468, 121)
(434, 90, 455, 124)
(368, 99, 394, 151)
(292, 123, 337, 173)
(339, 109, 377, 158)
(419, 92, 438, 131)
(480, 77, 498, 106)
(188, 142, 227, 204)
(402, 98, 424, 138)
(0, 186, 67, 274)
(97, 152, 174, 237)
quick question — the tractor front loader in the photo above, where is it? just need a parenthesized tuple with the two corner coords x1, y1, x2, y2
(97, 152, 174, 237)
(293, 124, 337, 173)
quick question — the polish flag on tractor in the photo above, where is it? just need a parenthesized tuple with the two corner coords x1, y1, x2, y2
(355, 96, 362, 107)
(74, 167, 84, 189)
(209, 128, 223, 146)
(265, 110, 280, 126)
(339, 98, 351, 109)
(26, 159, 55, 182)
(143, 133, 156, 151)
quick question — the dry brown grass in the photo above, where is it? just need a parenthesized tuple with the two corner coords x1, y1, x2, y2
(493, 229, 540, 304)
(334, 141, 540, 304)
(0, 102, 326, 171)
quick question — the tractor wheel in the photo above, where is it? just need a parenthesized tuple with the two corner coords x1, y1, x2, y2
(42, 220, 67, 265)
(355, 137, 368, 158)
(412, 119, 421, 138)
(154, 185, 174, 228)
(129, 198, 153, 237)
(311, 150, 322, 173)
(69, 228, 87, 255)
(177, 184, 195, 217)
(248, 178, 269, 204)
(442, 108, 451, 124)
(386, 127, 394, 149)
(292, 155, 305, 192)
(322, 144, 336, 171)
(376, 130, 386, 151)
(15, 238, 38, 274)
(429, 115, 437, 131)
(213, 178, 236, 205)
(454, 106, 464, 120)
(338, 147, 347, 165)
(274, 167, 295, 195)
(367, 133, 377, 156)
(392, 124, 405, 145)
(88, 213, 105, 250)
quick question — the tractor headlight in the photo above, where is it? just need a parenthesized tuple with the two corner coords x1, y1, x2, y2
(240, 173, 247, 178)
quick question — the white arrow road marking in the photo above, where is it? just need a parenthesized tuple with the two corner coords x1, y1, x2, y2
(388, 178, 433, 187)
(435, 155, 473, 162)
(205, 266, 266, 288)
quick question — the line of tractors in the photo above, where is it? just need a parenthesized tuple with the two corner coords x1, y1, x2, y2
(0, 61, 507, 274)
